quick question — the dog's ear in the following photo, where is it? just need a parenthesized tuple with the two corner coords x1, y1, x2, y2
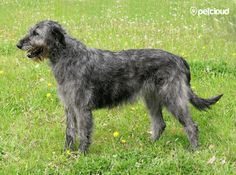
(52, 26, 66, 46)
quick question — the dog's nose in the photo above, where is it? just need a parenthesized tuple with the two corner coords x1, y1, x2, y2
(16, 43, 22, 49)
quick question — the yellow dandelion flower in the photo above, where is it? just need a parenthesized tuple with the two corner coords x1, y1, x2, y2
(131, 107, 136, 111)
(202, 46, 206, 49)
(46, 93, 51, 98)
(0, 70, 4, 75)
(47, 83, 52, 87)
(66, 150, 71, 155)
(121, 139, 126, 144)
(113, 131, 119, 137)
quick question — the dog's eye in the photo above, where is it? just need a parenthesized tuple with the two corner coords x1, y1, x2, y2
(33, 31, 39, 36)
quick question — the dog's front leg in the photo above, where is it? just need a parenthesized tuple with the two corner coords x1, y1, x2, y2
(74, 107, 93, 153)
(64, 107, 77, 151)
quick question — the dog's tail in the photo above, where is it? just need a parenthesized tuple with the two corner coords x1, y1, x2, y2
(189, 89, 223, 111)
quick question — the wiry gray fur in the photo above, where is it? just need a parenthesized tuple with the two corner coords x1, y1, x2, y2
(17, 20, 223, 153)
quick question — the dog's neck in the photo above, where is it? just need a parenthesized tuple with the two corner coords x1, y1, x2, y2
(48, 36, 88, 66)
(48, 36, 92, 85)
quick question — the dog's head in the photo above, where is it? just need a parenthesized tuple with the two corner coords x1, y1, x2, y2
(16, 20, 66, 61)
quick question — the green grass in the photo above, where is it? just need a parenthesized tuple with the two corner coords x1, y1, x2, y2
(0, 0, 236, 174)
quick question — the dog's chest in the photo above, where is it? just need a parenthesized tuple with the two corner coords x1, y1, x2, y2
(57, 82, 76, 107)
(52, 60, 80, 85)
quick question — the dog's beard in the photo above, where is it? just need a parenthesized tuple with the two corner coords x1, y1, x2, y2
(27, 46, 48, 62)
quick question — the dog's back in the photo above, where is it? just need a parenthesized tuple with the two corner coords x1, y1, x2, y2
(86, 49, 190, 108)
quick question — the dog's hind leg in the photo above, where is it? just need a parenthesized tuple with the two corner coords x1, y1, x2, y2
(164, 83, 199, 148)
(144, 94, 166, 141)
(167, 103, 198, 149)
(74, 107, 93, 153)
(64, 107, 77, 151)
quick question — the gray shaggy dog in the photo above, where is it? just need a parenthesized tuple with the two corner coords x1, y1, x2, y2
(17, 20, 222, 153)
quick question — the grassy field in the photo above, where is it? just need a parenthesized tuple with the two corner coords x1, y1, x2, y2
(0, 0, 236, 174)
